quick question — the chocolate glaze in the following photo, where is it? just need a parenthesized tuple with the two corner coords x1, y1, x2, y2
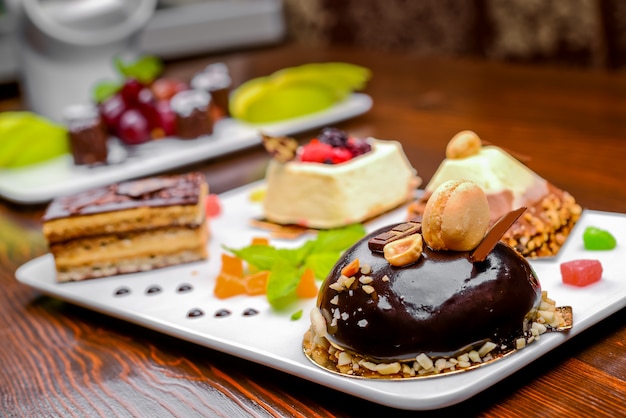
(318, 224, 542, 361)
(43, 172, 205, 221)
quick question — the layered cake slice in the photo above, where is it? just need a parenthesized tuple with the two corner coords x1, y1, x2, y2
(42, 172, 209, 282)
(262, 128, 420, 229)
(407, 131, 582, 257)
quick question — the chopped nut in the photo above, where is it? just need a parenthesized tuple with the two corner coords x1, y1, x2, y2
(416, 353, 434, 370)
(337, 351, 352, 366)
(376, 362, 401, 375)
(309, 308, 327, 338)
(477, 341, 497, 357)
(360, 264, 372, 275)
(383, 234, 423, 266)
(446, 130, 482, 159)
(359, 276, 373, 284)
(362, 285, 375, 294)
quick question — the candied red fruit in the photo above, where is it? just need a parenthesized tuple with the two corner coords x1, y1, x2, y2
(299, 139, 334, 163)
(560, 259, 603, 287)
(205, 193, 221, 217)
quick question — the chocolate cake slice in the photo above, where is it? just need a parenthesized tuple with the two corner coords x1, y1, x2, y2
(42, 172, 209, 282)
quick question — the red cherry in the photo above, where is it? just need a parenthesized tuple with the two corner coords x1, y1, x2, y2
(98, 93, 127, 133)
(120, 79, 144, 107)
(137, 88, 160, 129)
(154, 100, 176, 137)
(151, 78, 189, 101)
(117, 109, 151, 145)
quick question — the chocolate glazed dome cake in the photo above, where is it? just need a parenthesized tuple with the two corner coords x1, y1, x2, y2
(317, 228, 542, 362)
(304, 179, 569, 379)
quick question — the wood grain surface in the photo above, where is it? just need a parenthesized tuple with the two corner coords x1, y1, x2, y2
(1, 43, 625, 417)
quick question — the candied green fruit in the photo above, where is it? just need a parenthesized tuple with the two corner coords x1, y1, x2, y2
(583, 226, 616, 250)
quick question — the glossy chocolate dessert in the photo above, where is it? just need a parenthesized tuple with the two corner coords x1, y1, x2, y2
(304, 180, 568, 378)
(316, 223, 541, 362)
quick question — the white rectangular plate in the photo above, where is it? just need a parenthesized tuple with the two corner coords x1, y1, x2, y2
(15, 183, 626, 411)
(0, 93, 372, 204)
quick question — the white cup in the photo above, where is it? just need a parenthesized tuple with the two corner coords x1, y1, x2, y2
(14, 0, 156, 122)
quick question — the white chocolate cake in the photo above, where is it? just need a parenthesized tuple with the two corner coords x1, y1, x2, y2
(408, 131, 582, 257)
(263, 138, 419, 229)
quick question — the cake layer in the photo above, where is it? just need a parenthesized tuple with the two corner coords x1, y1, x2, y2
(43, 173, 207, 244)
(51, 223, 208, 282)
(263, 139, 419, 229)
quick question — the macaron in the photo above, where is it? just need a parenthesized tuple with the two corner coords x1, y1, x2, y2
(422, 179, 490, 251)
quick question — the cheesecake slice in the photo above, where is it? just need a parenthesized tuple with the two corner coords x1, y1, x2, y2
(263, 138, 419, 229)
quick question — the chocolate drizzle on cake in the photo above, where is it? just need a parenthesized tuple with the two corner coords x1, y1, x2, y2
(43, 173, 205, 220)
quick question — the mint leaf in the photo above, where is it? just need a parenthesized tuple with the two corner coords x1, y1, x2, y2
(114, 55, 163, 84)
(305, 251, 341, 281)
(290, 310, 303, 320)
(311, 224, 366, 253)
(266, 259, 301, 310)
(92, 80, 122, 103)
(224, 224, 366, 310)
(224, 244, 280, 271)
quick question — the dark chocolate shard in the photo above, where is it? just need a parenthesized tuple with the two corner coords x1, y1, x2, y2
(117, 177, 179, 198)
(368, 218, 422, 252)
(470, 207, 526, 262)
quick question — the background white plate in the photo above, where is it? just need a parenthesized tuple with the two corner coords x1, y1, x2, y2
(15, 183, 626, 411)
(0, 93, 372, 204)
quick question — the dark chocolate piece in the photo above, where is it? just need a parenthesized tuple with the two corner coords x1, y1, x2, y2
(42, 172, 205, 221)
(368, 218, 422, 252)
(170, 89, 213, 139)
(64, 104, 108, 165)
(117, 177, 179, 198)
(471, 207, 527, 263)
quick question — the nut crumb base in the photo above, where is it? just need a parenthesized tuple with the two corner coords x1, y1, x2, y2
(303, 294, 572, 380)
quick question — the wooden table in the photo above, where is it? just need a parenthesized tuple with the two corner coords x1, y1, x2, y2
(1, 43, 625, 417)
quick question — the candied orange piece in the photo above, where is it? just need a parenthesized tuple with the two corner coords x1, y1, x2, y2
(244, 270, 270, 296)
(220, 253, 244, 277)
(214, 272, 246, 299)
(251, 236, 270, 246)
(296, 268, 318, 299)
(340, 258, 360, 278)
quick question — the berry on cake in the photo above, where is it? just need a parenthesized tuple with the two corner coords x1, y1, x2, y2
(261, 127, 421, 229)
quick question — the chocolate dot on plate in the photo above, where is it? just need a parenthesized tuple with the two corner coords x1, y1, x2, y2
(114, 287, 131, 297)
(215, 309, 231, 318)
(146, 285, 162, 295)
(177, 283, 193, 293)
(242, 308, 259, 317)
(187, 308, 204, 318)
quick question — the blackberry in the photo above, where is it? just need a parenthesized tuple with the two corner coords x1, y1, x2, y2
(318, 127, 348, 148)
(347, 138, 372, 157)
